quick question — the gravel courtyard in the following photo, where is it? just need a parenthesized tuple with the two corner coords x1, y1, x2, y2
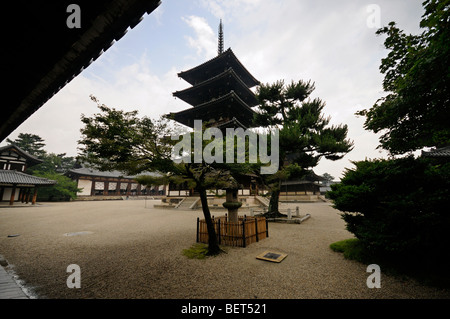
(0, 199, 449, 299)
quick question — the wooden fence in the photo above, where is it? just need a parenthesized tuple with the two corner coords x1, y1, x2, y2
(196, 215, 268, 248)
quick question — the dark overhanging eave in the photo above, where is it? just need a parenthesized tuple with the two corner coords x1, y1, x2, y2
(0, 0, 161, 143)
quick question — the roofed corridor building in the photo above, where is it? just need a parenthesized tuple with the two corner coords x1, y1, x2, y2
(65, 167, 165, 200)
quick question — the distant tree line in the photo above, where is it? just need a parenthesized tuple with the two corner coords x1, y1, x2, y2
(6, 133, 79, 201)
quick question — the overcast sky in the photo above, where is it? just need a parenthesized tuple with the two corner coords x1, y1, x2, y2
(3, 0, 425, 180)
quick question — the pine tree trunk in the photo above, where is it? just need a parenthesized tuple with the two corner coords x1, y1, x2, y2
(198, 187, 221, 255)
(268, 188, 281, 217)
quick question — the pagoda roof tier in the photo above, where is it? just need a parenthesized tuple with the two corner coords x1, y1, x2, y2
(177, 48, 260, 88)
(173, 68, 259, 107)
(216, 117, 250, 130)
(168, 91, 256, 129)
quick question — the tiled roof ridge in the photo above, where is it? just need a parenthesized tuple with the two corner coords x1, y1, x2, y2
(173, 68, 258, 106)
(421, 145, 450, 157)
(177, 48, 259, 87)
(0, 170, 57, 185)
(191, 91, 254, 112)
(0, 144, 43, 164)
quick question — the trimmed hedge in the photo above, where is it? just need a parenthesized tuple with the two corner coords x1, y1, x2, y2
(328, 156, 450, 263)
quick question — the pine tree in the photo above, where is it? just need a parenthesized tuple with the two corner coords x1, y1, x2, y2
(254, 79, 353, 216)
(7, 133, 46, 158)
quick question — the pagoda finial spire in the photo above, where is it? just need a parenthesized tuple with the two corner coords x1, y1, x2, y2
(218, 19, 224, 55)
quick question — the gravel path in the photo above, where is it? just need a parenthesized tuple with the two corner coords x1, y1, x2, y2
(0, 200, 449, 299)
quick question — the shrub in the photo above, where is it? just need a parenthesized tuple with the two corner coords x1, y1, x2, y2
(328, 156, 450, 264)
(329, 238, 368, 262)
(33, 172, 80, 201)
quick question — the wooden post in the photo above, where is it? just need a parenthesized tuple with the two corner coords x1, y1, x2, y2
(21, 188, 26, 203)
(103, 181, 109, 196)
(217, 219, 221, 245)
(266, 219, 269, 238)
(116, 182, 121, 196)
(20, 188, 25, 202)
(32, 188, 38, 205)
(9, 184, 16, 206)
(255, 217, 259, 242)
(90, 179, 95, 196)
(224, 218, 227, 246)
(137, 184, 142, 196)
(126, 183, 131, 196)
(196, 217, 199, 243)
(242, 219, 246, 248)
(25, 188, 31, 204)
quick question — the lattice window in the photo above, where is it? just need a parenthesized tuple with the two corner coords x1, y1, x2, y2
(94, 182, 104, 190)
(108, 182, 117, 190)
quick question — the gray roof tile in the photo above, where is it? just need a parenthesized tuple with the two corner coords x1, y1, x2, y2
(0, 170, 57, 186)
(422, 146, 450, 158)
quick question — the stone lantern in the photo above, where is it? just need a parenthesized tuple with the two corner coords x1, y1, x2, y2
(220, 176, 242, 223)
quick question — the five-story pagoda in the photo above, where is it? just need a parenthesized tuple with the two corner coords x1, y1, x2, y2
(168, 20, 260, 131)
(167, 20, 262, 222)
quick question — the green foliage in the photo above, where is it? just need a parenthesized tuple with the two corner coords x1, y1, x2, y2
(182, 243, 210, 259)
(28, 153, 76, 175)
(357, 0, 450, 154)
(33, 172, 80, 201)
(6, 133, 46, 158)
(329, 238, 369, 262)
(321, 173, 334, 183)
(7, 133, 79, 201)
(329, 1, 450, 287)
(31, 154, 78, 201)
(78, 96, 259, 255)
(255, 80, 353, 164)
(328, 157, 450, 262)
(330, 237, 450, 288)
(78, 95, 178, 175)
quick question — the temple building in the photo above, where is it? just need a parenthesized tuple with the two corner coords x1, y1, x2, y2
(65, 167, 165, 199)
(164, 21, 325, 205)
(279, 170, 327, 201)
(421, 145, 450, 160)
(169, 21, 259, 131)
(0, 144, 56, 205)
